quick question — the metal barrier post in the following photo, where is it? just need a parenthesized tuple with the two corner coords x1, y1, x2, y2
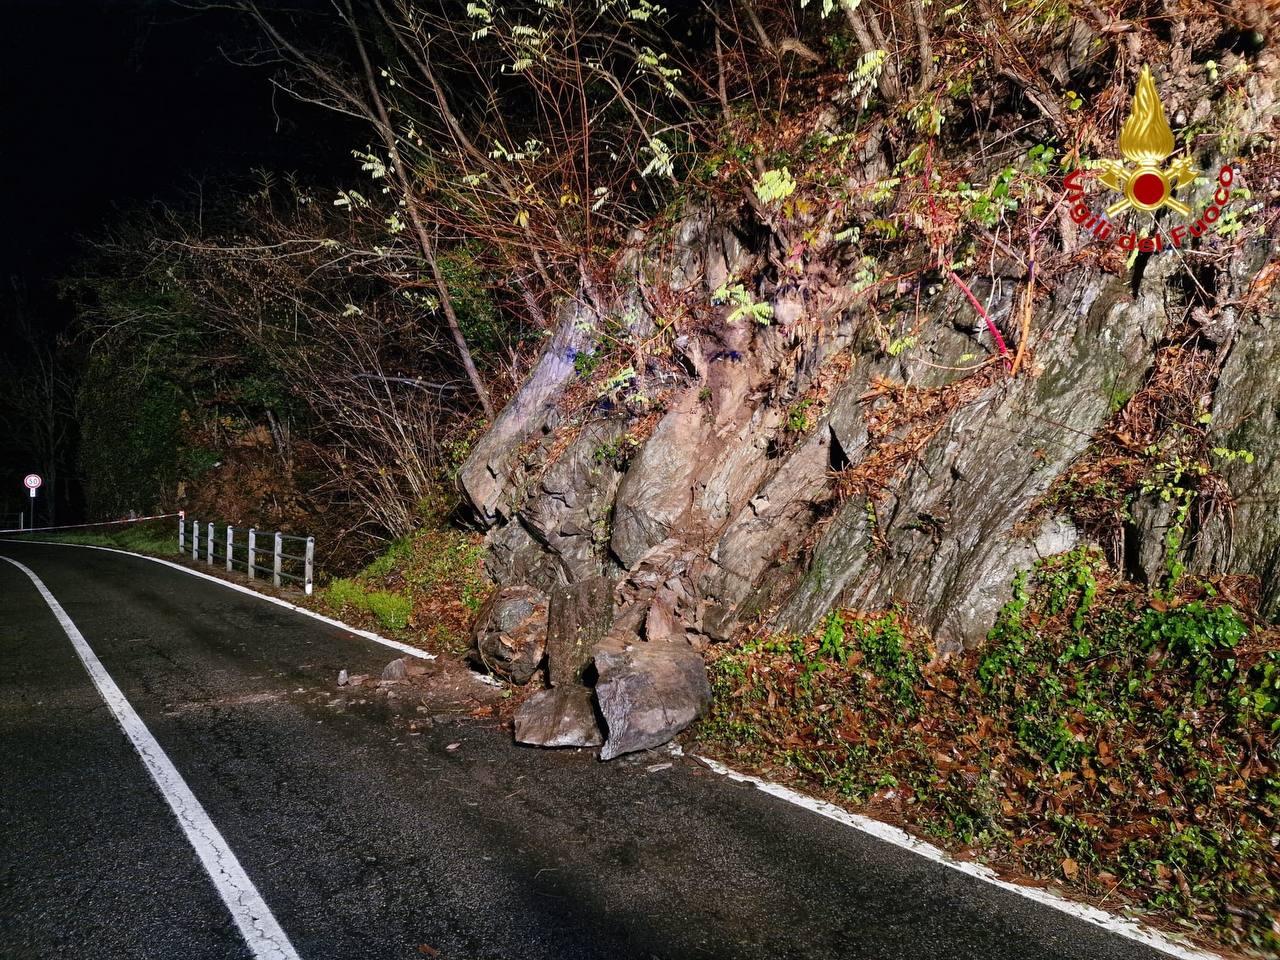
(192, 520, 199, 561)
(247, 529, 257, 580)
(273, 532, 283, 588)
(206, 522, 214, 565)
(178, 511, 185, 552)
(304, 537, 314, 596)
(226, 526, 234, 573)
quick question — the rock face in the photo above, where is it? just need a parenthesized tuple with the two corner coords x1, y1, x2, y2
(770, 267, 1158, 651)
(513, 685, 604, 748)
(1189, 276, 1280, 619)
(460, 63, 1280, 751)
(594, 646, 711, 761)
(472, 585, 548, 684)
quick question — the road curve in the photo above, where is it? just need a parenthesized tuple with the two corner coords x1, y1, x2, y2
(0, 539, 1178, 960)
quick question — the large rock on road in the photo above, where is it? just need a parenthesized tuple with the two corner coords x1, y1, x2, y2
(595, 645, 711, 761)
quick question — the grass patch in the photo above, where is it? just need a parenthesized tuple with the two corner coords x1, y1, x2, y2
(318, 508, 487, 650)
(700, 547, 1280, 952)
(323, 578, 414, 631)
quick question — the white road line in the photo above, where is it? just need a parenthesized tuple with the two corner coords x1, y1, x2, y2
(0, 555, 302, 960)
(0, 538, 434, 661)
(694, 755, 1224, 960)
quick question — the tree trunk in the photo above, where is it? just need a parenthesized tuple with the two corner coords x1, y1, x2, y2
(344, 3, 495, 418)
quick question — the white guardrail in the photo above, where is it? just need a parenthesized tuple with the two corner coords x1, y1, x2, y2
(178, 512, 314, 595)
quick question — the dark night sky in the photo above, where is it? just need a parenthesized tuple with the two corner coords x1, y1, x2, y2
(0, 0, 342, 317)
(0, 0, 350, 517)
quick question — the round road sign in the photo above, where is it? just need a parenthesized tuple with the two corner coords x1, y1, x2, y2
(23, 474, 42, 491)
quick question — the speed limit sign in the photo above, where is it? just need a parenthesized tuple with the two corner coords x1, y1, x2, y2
(23, 474, 42, 498)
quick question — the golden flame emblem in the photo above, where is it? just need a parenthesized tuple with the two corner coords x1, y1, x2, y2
(1118, 67, 1175, 165)
(1099, 66, 1197, 217)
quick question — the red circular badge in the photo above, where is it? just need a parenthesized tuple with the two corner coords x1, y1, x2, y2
(1131, 172, 1166, 207)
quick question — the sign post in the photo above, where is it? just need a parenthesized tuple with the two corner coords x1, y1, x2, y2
(22, 474, 41, 527)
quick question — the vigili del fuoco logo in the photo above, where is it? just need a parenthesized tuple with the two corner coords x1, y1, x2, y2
(1061, 66, 1236, 253)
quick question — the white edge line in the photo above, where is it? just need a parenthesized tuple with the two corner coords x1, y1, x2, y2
(0, 538, 435, 662)
(0, 555, 301, 960)
(695, 755, 1226, 960)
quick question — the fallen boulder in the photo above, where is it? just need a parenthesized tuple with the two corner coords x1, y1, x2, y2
(595, 645, 711, 760)
(472, 585, 548, 684)
(546, 576, 613, 686)
(513, 685, 604, 748)
(382, 658, 408, 681)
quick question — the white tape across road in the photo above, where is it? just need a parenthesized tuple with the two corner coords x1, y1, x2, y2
(0, 512, 181, 535)
(0, 538, 435, 662)
(0, 555, 302, 960)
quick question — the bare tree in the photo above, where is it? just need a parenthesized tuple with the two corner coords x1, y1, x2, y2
(242, 1, 717, 394)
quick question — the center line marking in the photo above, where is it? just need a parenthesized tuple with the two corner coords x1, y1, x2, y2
(1, 555, 302, 960)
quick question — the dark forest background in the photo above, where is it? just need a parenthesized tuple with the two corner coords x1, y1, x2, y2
(0, 0, 352, 527)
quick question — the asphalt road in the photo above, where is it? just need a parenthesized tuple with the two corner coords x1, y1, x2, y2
(0, 539, 1181, 960)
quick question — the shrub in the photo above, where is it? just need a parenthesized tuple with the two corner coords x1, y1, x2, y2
(324, 578, 367, 611)
(365, 590, 412, 630)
